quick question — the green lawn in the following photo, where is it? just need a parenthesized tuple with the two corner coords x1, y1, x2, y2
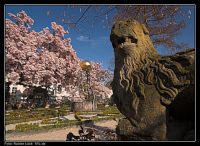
(5, 105, 71, 125)
(5, 106, 124, 133)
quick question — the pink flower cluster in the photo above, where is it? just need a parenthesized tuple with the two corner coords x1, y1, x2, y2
(51, 22, 68, 39)
(5, 10, 112, 97)
(8, 10, 34, 29)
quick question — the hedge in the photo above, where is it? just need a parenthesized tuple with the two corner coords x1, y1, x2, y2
(75, 112, 82, 121)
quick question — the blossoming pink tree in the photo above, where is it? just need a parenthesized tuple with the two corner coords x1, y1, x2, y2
(5, 10, 80, 91)
(89, 61, 112, 98)
(5, 10, 112, 102)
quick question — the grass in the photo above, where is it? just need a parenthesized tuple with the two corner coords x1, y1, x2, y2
(5, 115, 54, 125)
(5, 105, 71, 125)
(5, 106, 124, 134)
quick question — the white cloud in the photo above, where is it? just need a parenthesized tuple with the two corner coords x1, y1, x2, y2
(77, 36, 109, 48)
(77, 36, 90, 42)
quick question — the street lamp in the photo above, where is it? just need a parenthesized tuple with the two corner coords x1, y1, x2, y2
(80, 60, 93, 100)
(81, 60, 91, 70)
(81, 61, 91, 95)
(71, 60, 96, 111)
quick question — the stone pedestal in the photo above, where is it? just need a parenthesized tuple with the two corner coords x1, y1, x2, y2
(71, 102, 83, 112)
(116, 118, 135, 141)
(116, 118, 157, 141)
(71, 100, 97, 112)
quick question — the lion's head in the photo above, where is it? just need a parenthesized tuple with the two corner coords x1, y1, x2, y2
(110, 19, 158, 63)
(110, 19, 194, 138)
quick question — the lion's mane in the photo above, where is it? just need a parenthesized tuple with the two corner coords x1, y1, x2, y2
(111, 19, 194, 118)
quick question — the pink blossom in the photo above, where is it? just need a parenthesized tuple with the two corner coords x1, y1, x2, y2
(6, 71, 20, 83)
(8, 13, 17, 20)
(5, 10, 112, 96)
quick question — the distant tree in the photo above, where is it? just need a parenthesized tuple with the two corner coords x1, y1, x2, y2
(113, 5, 191, 54)
(108, 57, 115, 72)
(47, 5, 116, 37)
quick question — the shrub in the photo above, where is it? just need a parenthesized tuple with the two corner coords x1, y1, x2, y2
(6, 104, 13, 110)
(41, 119, 58, 124)
(42, 124, 57, 130)
(97, 111, 108, 116)
(41, 119, 48, 124)
(75, 112, 82, 121)
(6, 130, 14, 133)
(15, 123, 41, 132)
(49, 110, 58, 117)
(58, 109, 66, 116)
(91, 116, 98, 120)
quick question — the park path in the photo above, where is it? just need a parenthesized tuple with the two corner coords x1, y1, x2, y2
(6, 119, 119, 141)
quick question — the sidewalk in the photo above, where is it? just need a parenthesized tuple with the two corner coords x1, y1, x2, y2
(6, 119, 119, 141)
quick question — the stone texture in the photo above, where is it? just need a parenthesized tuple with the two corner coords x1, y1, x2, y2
(110, 19, 195, 141)
(116, 118, 162, 141)
(71, 100, 97, 112)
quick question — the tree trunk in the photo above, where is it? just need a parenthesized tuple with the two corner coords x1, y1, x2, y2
(31, 95, 36, 108)
(5, 82, 11, 102)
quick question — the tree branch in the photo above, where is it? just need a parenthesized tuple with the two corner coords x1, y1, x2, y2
(93, 6, 117, 18)
(133, 6, 141, 19)
(74, 5, 92, 26)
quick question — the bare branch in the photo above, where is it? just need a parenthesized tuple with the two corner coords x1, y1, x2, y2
(74, 5, 92, 26)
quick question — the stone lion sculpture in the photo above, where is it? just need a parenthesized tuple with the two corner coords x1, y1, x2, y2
(110, 19, 195, 141)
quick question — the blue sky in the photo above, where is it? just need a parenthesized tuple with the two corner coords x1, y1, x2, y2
(5, 5, 195, 70)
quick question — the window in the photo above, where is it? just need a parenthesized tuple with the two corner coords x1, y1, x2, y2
(12, 87, 17, 94)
